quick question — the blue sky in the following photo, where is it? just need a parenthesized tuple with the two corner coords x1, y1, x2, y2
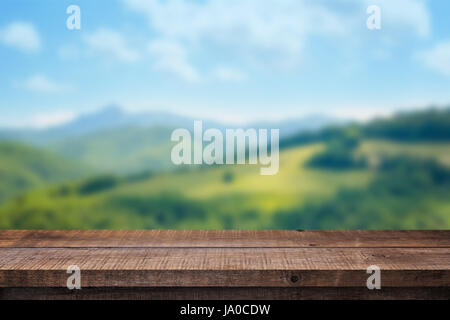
(1, 0, 450, 128)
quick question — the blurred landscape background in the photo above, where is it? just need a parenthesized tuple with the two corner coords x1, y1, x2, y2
(0, 106, 449, 229)
(1, 0, 449, 229)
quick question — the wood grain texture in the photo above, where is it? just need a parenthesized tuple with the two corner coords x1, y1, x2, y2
(0, 247, 449, 287)
(2, 287, 449, 300)
(1, 230, 449, 248)
(0, 231, 448, 299)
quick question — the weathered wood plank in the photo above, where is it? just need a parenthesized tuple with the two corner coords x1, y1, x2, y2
(0, 248, 448, 287)
(1, 269, 448, 288)
(2, 287, 449, 300)
(1, 230, 449, 248)
(0, 231, 448, 299)
(2, 247, 448, 270)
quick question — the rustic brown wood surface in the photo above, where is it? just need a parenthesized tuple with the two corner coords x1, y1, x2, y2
(1, 230, 449, 248)
(2, 287, 449, 300)
(0, 230, 449, 300)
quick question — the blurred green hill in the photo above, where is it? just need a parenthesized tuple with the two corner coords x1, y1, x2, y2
(0, 108, 449, 229)
(0, 141, 88, 204)
(0, 106, 335, 174)
(0, 143, 369, 229)
(49, 126, 176, 174)
(0, 139, 448, 229)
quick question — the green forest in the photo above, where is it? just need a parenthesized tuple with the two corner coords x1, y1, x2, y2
(0, 108, 449, 229)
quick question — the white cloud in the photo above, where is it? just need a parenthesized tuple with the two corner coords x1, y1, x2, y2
(417, 41, 450, 76)
(125, 0, 340, 67)
(148, 39, 201, 82)
(124, 0, 431, 68)
(213, 66, 246, 82)
(83, 29, 139, 62)
(30, 111, 76, 129)
(363, 0, 430, 38)
(0, 22, 41, 53)
(24, 75, 72, 93)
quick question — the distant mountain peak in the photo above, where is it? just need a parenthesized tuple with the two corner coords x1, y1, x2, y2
(0, 104, 341, 146)
(97, 105, 125, 117)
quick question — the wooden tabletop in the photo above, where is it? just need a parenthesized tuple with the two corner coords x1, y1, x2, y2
(0, 230, 449, 299)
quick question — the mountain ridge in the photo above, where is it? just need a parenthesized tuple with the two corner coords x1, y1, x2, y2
(0, 105, 339, 144)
